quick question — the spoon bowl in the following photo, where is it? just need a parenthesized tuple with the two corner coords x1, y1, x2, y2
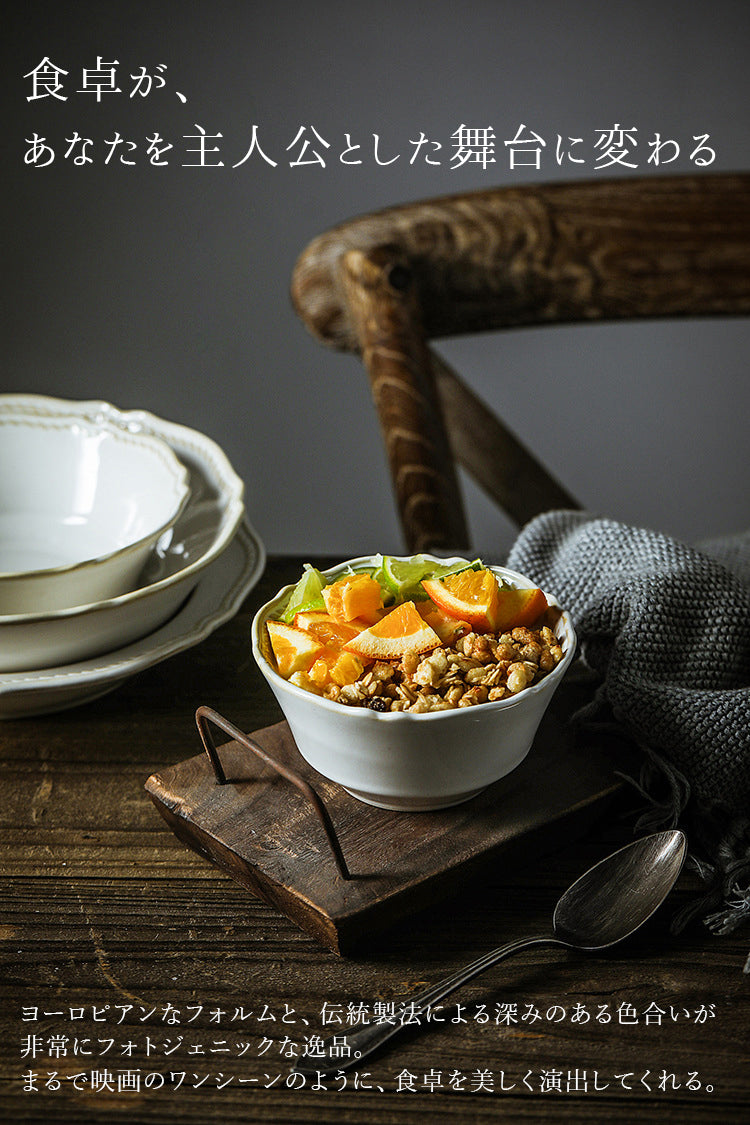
(553, 828, 687, 949)
(295, 829, 687, 1077)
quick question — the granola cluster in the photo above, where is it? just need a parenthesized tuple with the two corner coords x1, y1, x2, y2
(322, 624, 564, 713)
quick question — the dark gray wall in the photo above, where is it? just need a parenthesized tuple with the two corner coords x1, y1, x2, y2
(6, 1, 749, 557)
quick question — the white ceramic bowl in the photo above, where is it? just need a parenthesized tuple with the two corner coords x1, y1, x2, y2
(252, 555, 576, 811)
(0, 395, 249, 671)
(0, 409, 190, 613)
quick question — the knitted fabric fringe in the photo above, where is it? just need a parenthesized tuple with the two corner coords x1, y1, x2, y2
(572, 698, 750, 966)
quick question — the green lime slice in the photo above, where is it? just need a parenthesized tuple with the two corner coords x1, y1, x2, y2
(280, 564, 327, 623)
(375, 555, 480, 602)
(424, 557, 483, 581)
(378, 555, 429, 598)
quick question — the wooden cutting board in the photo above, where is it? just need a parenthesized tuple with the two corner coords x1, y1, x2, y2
(146, 693, 625, 955)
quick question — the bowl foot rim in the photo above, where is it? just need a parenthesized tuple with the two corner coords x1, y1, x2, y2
(341, 784, 487, 812)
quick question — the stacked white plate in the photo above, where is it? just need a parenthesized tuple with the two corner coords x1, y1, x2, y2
(0, 395, 265, 718)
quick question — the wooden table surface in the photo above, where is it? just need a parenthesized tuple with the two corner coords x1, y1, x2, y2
(1, 556, 748, 1124)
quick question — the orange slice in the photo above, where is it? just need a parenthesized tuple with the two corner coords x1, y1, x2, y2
(416, 601, 471, 644)
(308, 648, 366, 688)
(266, 621, 324, 678)
(422, 568, 502, 633)
(294, 610, 368, 646)
(322, 573, 383, 624)
(344, 601, 440, 660)
(494, 587, 548, 630)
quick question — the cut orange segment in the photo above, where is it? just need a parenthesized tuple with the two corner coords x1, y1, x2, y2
(266, 620, 324, 678)
(416, 601, 471, 644)
(287, 669, 324, 696)
(344, 601, 440, 660)
(422, 568, 502, 633)
(308, 648, 366, 688)
(293, 610, 368, 647)
(294, 611, 374, 667)
(494, 586, 548, 630)
(322, 573, 383, 624)
(330, 650, 366, 686)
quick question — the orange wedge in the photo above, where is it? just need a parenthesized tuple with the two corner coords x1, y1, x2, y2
(422, 568, 502, 633)
(344, 601, 440, 660)
(266, 621, 324, 678)
(308, 647, 366, 688)
(294, 610, 368, 646)
(294, 611, 374, 668)
(494, 587, 548, 630)
(417, 600, 471, 644)
(322, 573, 383, 624)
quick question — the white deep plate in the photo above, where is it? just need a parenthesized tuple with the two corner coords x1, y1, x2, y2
(0, 520, 264, 718)
(0, 395, 246, 671)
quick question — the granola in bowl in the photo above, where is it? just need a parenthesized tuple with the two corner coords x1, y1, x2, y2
(330, 622, 564, 713)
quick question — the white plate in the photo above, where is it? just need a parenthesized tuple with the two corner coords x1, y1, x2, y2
(0, 520, 265, 718)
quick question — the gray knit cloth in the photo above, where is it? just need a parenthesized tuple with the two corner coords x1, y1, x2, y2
(507, 511, 750, 957)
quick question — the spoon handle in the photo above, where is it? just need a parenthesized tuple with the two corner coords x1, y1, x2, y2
(295, 933, 559, 1077)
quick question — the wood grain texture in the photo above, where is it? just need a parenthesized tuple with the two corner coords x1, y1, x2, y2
(292, 174, 750, 349)
(340, 246, 470, 551)
(431, 349, 581, 527)
(1, 557, 748, 1123)
(291, 174, 750, 547)
(146, 704, 623, 954)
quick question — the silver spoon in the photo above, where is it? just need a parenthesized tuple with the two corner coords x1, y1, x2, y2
(294, 829, 687, 1077)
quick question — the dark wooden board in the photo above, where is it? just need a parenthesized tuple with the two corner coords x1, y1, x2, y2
(146, 692, 624, 954)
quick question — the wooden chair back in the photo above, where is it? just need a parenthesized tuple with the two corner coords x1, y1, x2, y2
(291, 174, 750, 552)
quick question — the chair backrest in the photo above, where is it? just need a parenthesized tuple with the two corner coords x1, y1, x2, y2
(291, 174, 750, 552)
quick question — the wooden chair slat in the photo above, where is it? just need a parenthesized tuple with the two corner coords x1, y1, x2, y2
(292, 174, 750, 549)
